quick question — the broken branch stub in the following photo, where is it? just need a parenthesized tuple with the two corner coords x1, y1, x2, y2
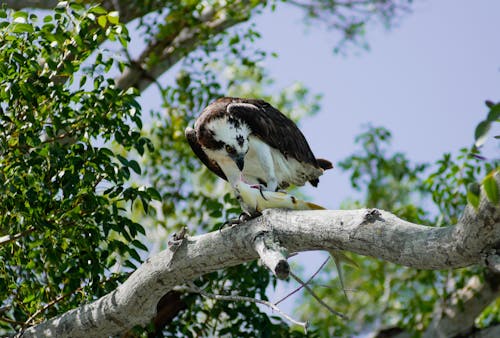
(253, 231, 290, 279)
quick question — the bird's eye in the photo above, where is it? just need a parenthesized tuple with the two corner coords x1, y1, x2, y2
(225, 145, 236, 154)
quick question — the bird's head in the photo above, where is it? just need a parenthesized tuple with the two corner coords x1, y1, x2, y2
(198, 116, 250, 171)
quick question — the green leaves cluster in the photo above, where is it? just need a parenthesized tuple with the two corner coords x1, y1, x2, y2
(0, 3, 156, 333)
(474, 100, 500, 147)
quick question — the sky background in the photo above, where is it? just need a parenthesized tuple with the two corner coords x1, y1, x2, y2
(250, 0, 500, 210)
(137, 0, 500, 312)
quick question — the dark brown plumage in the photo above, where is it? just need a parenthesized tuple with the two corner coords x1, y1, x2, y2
(186, 97, 332, 188)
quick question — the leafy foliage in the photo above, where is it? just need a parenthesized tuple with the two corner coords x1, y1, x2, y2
(0, 3, 157, 333)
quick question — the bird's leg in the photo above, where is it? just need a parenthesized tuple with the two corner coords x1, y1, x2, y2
(219, 211, 262, 231)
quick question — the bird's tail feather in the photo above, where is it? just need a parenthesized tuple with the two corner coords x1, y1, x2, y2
(317, 158, 334, 170)
(304, 201, 325, 210)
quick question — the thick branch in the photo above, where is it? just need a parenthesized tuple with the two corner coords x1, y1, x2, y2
(175, 283, 308, 331)
(20, 175, 499, 337)
(3, 0, 59, 10)
(5, 0, 166, 24)
(115, 1, 259, 91)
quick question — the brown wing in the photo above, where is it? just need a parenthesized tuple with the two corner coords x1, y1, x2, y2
(185, 127, 227, 181)
(226, 98, 322, 168)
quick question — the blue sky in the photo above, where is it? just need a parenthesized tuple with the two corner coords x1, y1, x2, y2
(250, 0, 500, 209)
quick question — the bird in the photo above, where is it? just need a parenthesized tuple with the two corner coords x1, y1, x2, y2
(185, 97, 332, 217)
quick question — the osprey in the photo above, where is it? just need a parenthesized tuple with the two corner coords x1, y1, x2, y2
(185, 97, 332, 216)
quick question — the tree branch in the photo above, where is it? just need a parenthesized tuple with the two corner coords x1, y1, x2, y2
(175, 282, 309, 332)
(3, 0, 59, 10)
(290, 271, 347, 320)
(274, 256, 330, 306)
(19, 174, 499, 337)
(0, 227, 34, 247)
(4, 0, 167, 24)
(115, 1, 260, 91)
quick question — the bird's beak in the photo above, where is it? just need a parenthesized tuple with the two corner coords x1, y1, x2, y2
(234, 154, 245, 171)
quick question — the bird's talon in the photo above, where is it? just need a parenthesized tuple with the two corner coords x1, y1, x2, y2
(219, 212, 261, 231)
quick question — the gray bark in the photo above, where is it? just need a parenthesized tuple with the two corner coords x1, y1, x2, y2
(19, 174, 500, 337)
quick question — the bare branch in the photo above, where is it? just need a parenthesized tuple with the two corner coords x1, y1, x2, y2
(115, 1, 260, 91)
(485, 252, 500, 273)
(0, 227, 34, 247)
(19, 173, 500, 337)
(274, 256, 330, 306)
(290, 271, 347, 320)
(3, 0, 59, 10)
(4, 0, 167, 24)
(374, 272, 500, 338)
(471, 324, 500, 338)
(175, 282, 309, 333)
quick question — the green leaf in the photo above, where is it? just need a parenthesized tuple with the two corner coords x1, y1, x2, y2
(132, 239, 148, 252)
(474, 120, 491, 147)
(482, 173, 499, 205)
(128, 160, 141, 174)
(466, 190, 480, 209)
(23, 294, 36, 304)
(487, 104, 500, 122)
(69, 2, 85, 11)
(89, 6, 108, 14)
(146, 187, 161, 201)
(97, 15, 107, 28)
(107, 11, 119, 25)
(116, 154, 129, 166)
(10, 23, 34, 34)
(485, 100, 495, 108)
(13, 11, 28, 20)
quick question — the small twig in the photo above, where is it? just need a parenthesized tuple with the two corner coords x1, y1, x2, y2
(176, 282, 309, 333)
(274, 256, 330, 306)
(0, 316, 25, 326)
(0, 227, 35, 247)
(0, 305, 11, 315)
(24, 287, 82, 327)
(290, 271, 348, 320)
(24, 275, 122, 327)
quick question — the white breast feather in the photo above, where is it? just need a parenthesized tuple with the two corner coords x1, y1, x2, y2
(243, 136, 323, 188)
